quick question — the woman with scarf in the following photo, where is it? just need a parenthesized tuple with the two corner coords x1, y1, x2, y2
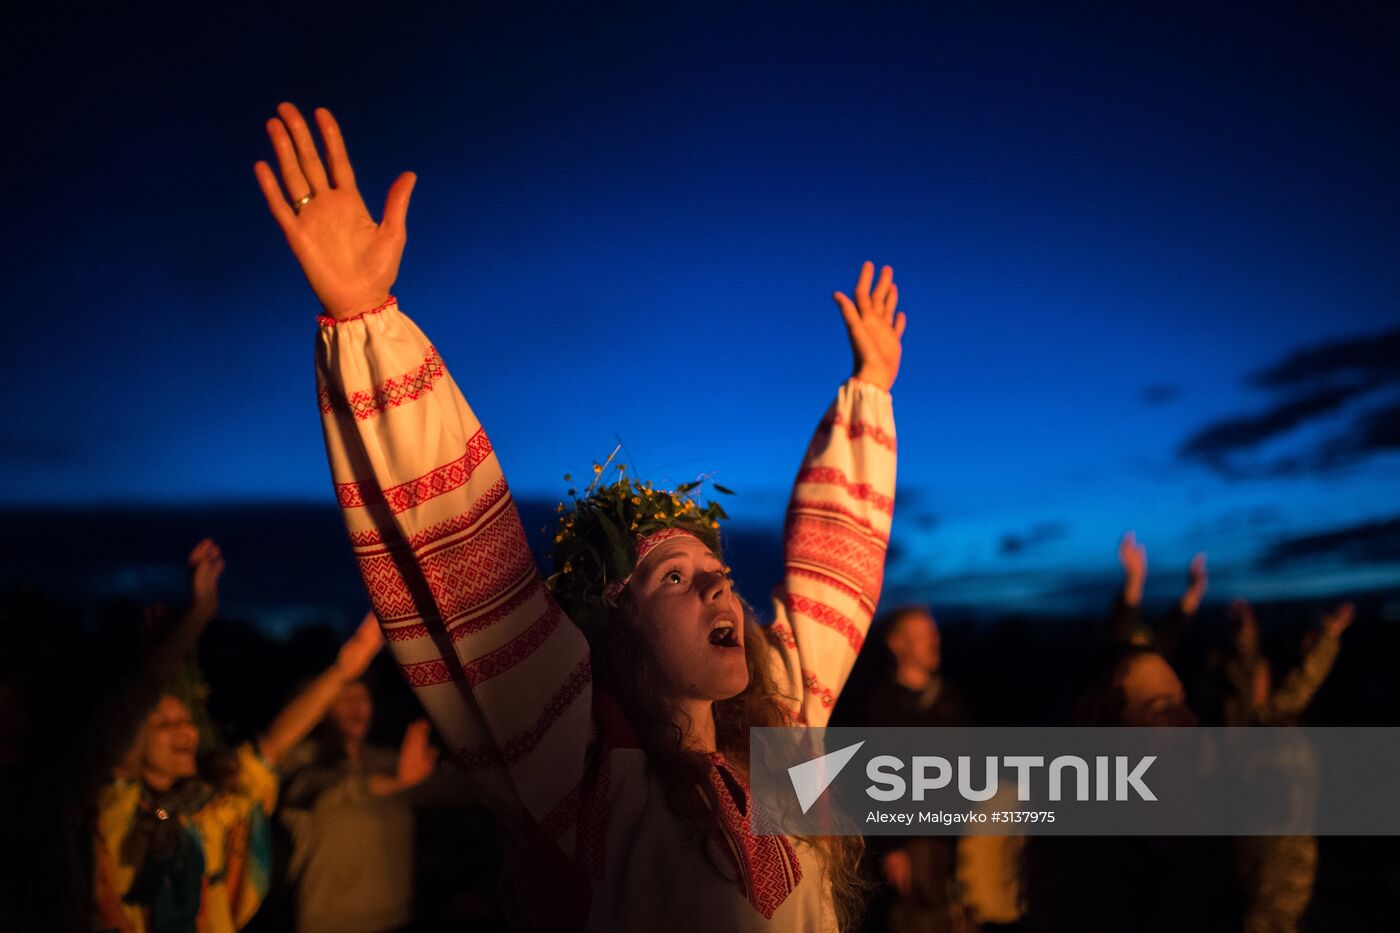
(255, 102, 904, 931)
(94, 611, 386, 933)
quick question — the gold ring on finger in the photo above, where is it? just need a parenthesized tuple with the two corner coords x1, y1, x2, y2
(292, 192, 315, 213)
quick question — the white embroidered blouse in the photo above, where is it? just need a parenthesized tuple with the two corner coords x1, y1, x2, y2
(315, 299, 897, 931)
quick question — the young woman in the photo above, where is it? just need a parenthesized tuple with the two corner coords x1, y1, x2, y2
(94, 609, 386, 933)
(255, 102, 904, 931)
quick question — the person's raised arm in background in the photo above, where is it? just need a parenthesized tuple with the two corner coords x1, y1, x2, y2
(1108, 531, 1151, 647)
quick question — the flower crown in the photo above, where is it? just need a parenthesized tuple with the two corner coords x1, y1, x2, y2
(545, 454, 733, 633)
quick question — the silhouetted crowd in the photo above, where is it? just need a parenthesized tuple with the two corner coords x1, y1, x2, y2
(0, 533, 1392, 932)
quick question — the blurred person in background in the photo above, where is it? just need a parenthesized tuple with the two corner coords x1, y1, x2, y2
(1225, 600, 1354, 933)
(278, 636, 445, 933)
(1021, 644, 1237, 933)
(855, 607, 981, 933)
(1, 539, 222, 933)
(1108, 532, 1208, 662)
(93, 608, 386, 933)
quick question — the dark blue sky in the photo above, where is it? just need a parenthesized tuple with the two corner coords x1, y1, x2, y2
(7, 3, 1399, 613)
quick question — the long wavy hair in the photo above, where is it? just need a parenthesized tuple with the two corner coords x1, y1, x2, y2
(590, 593, 868, 928)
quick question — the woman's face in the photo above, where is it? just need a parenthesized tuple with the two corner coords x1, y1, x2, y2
(329, 680, 373, 743)
(142, 695, 199, 781)
(1119, 654, 1196, 727)
(625, 535, 750, 703)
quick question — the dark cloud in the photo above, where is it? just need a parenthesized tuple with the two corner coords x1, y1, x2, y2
(1000, 521, 1069, 556)
(911, 512, 940, 531)
(1257, 517, 1400, 570)
(894, 486, 926, 509)
(1178, 383, 1370, 473)
(1140, 384, 1181, 406)
(1250, 327, 1400, 389)
(1178, 323, 1400, 478)
(1353, 400, 1400, 454)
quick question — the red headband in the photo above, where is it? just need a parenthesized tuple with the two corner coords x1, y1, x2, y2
(602, 528, 699, 602)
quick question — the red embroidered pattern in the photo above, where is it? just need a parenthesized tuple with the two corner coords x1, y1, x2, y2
(794, 466, 894, 515)
(400, 658, 452, 688)
(635, 527, 696, 564)
(578, 753, 612, 879)
(540, 779, 583, 841)
(348, 478, 510, 549)
(788, 497, 889, 542)
(703, 755, 802, 919)
(360, 556, 416, 622)
(355, 523, 534, 624)
(336, 428, 493, 512)
(768, 620, 798, 649)
(788, 565, 870, 609)
(447, 576, 544, 641)
(419, 511, 536, 621)
(816, 413, 898, 452)
(802, 669, 838, 709)
(382, 620, 429, 643)
(460, 600, 563, 685)
(317, 295, 397, 327)
(788, 593, 864, 653)
(319, 346, 447, 421)
(378, 572, 544, 660)
(785, 516, 886, 604)
(356, 508, 535, 624)
(457, 657, 592, 770)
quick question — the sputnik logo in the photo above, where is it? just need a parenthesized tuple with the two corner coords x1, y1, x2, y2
(787, 741, 865, 813)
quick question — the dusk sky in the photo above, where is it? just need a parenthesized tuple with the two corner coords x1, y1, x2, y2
(7, 3, 1399, 614)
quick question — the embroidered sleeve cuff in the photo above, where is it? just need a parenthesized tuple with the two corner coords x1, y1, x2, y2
(317, 295, 398, 327)
(847, 375, 894, 398)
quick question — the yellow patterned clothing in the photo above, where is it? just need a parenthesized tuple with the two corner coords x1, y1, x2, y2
(94, 742, 277, 933)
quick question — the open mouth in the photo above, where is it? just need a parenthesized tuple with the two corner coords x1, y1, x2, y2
(708, 618, 741, 648)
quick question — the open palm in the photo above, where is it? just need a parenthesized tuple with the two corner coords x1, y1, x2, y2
(834, 261, 906, 391)
(254, 103, 416, 320)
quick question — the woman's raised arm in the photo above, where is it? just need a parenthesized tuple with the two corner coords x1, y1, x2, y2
(766, 262, 903, 727)
(254, 106, 594, 850)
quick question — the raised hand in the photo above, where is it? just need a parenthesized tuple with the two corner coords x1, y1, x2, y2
(1118, 531, 1148, 606)
(254, 103, 416, 321)
(187, 538, 225, 622)
(395, 719, 440, 789)
(1180, 552, 1208, 616)
(1321, 602, 1355, 638)
(834, 261, 906, 392)
(261, 611, 386, 766)
(336, 611, 385, 680)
